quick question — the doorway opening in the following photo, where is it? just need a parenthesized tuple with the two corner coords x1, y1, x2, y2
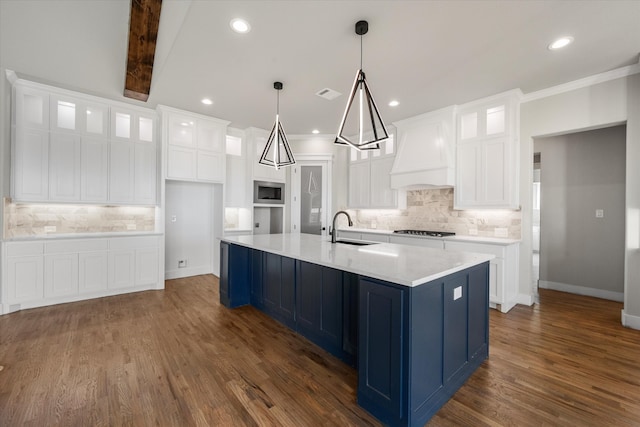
(533, 125, 626, 302)
(290, 155, 333, 236)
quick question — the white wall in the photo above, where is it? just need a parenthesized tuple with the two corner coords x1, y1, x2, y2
(535, 126, 626, 300)
(520, 73, 640, 328)
(165, 181, 220, 280)
(624, 73, 640, 327)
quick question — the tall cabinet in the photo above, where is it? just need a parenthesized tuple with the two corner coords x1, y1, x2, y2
(454, 90, 522, 209)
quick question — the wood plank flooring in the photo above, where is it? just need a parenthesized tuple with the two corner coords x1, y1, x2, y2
(1, 275, 640, 426)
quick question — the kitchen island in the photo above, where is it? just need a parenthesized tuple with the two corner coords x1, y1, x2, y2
(220, 233, 493, 427)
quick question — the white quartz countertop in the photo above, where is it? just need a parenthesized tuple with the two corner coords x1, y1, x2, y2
(221, 233, 493, 287)
(3, 231, 163, 242)
(338, 228, 520, 245)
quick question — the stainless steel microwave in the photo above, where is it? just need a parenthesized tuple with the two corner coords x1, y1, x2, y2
(253, 180, 285, 204)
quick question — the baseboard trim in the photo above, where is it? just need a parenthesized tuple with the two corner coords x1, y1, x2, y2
(516, 293, 535, 306)
(538, 280, 624, 302)
(165, 266, 212, 280)
(621, 310, 640, 330)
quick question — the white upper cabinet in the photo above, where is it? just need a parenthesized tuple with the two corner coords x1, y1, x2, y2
(160, 105, 229, 183)
(10, 77, 158, 205)
(454, 90, 522, 209)
(347, 129, 405, 209)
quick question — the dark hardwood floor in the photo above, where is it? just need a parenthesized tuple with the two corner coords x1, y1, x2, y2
(1, 275, 639, 426)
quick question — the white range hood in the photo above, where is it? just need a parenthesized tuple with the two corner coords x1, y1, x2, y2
(390, 106, 456, 189)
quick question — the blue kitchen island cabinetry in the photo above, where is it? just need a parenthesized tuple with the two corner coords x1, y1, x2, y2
(219, 234, 491, 426)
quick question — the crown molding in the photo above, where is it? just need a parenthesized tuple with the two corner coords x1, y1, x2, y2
(522, 62, 640, 103)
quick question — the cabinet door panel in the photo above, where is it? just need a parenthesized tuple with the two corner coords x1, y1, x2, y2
(134, 143, 157, 204)
(135, 247, 159, 285)
(197, 120, 224, 151)
(108, 250, 135, 289)
(44, 253, 79, 298)
(456, 143, 480, 206)
(79, 252, 108, 292)
(167, 146, 196, 180)
(296, 261, 321, 332)
(219, 242, 230, 304)
(483, 139, 508, 204)
(15, 86, 49, 129)
(319, 267, 341, 345)
(49, 133, 81, 201)
(8, 256, 44, 303)
(370, 157, 396, 208)
(109, 141, 135, 202)
(250, 249, 263, 307)
(280, 257, 296, 320)
(263, 252, 281, 313)
(467, 263, 489, 361)
(348, 162, 370, 208)
(196, 151, 224, 182)
(81, 138, 108, 202)
(358, 278, 404, 419)
(13, 127, 49, 200)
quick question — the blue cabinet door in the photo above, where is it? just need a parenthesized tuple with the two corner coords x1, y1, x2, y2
(219, 242, 250, 308)
(358, 277, 407, 425)
(467, 263, 489, 361)
(250, 249, 264, 309)
(263, 252, 296, 328)
(296, 261, 343, 358)
(342, 272, 359, 366)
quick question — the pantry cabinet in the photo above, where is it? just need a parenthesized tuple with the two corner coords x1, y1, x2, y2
(455, 90, 521, 209)
(10, 77, 159, 205)
(159, 105, 229, 183)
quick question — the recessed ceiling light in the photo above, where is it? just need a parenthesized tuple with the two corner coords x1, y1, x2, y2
(312, 129, 320, 134)
(548, 36, 574, 50)
(389, 100, 399, 107)
(230, 18, 250, 34)
(201, 98, 213, 105)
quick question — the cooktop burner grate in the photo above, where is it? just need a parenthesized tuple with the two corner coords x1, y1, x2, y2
(393, 230, 456, 237)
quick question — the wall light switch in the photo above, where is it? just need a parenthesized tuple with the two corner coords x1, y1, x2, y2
(453, 286, 463, 301)
(371, 221, 377, 229)
(171, 215, 177, 222)
(469, 227, 478, 236)
(596, 209, 604, 218)
(44, 225, 56, 233)
(127, 224, 136, 230)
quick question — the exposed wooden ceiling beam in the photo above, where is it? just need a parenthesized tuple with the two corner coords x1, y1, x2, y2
(124, 0, 162, 102)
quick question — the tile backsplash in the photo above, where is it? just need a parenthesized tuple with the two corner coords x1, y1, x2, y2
(346, 188, 521, 239)
(3, 198, 157, 239)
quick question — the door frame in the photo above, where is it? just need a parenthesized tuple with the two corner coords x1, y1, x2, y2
(290, 154, 333, 237)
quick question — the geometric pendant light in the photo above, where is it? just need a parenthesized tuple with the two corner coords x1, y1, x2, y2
(259, 81, 296, 169)
(335, 20, 389, 151)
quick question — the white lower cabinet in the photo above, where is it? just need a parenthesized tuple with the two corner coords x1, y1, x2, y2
(444, 240, 519, 313)
(44, 253, 79, 298)
(2, 235, 161, 313)
(108, 250, 135, 289)
(79, 252, 108, 292)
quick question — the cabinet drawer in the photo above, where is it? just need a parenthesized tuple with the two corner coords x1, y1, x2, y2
(45, 239, 109, 254)
(444, 241, 505, 258)
(6, 241, 44, 256)
(109, 236, 159, 250)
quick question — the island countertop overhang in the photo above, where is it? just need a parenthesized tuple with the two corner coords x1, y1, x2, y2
(220, 233, 493, 287)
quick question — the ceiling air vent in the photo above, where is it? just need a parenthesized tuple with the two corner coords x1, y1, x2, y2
(315, 87, 341, 100)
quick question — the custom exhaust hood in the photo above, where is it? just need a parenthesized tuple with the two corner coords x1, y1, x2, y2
(390, 106, 456, 189)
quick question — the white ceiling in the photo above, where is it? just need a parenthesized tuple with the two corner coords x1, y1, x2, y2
(1, 0, 639, 135)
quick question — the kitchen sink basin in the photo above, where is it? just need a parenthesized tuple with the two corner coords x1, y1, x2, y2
(334, 239, 379, 246)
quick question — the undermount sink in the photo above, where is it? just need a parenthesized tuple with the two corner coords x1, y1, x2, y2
(334, 239, 379, 246)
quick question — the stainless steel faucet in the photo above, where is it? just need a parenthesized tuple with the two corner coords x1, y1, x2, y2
(330, 210, 353, 243)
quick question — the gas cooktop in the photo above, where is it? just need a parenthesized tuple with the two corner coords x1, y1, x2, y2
(393, 230, 456, 237)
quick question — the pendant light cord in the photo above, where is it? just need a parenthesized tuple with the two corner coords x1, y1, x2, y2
(360, 34, 363, 70)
